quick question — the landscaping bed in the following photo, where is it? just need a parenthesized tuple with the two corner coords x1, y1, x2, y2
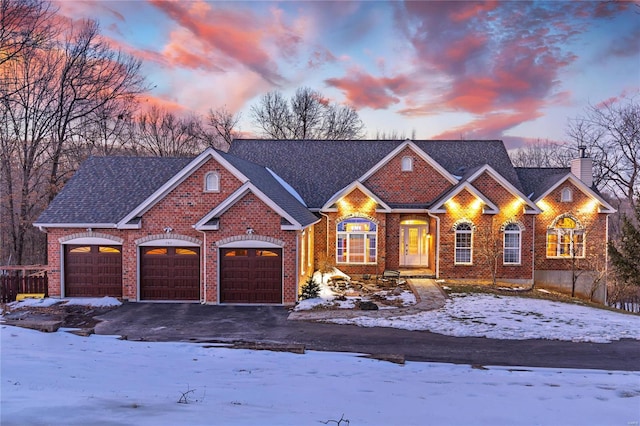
(294, 269, 417, 311)
(1, 297, 121, 328)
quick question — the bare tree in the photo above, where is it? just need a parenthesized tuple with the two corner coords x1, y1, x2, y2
(374, 129, 417, 140)
(207, 106, 241, 150)
(0, 0, 56, 67)
(132, 106, 206, 157)
(509, 139, 572, 168)
(567, 98, 640, 203)
(0, 15, 147, 265)
(251, 87, 365, 140)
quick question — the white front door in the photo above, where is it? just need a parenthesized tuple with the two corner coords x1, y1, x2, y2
(400, 225, 429, 267)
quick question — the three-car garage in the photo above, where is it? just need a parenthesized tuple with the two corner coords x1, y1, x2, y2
(63, 243, 284, 304)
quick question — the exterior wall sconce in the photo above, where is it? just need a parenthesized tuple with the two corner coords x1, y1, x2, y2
(246, 227, 255, 235)
(163, 226, 173, 233)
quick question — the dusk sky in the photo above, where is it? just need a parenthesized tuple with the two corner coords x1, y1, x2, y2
(56, 1, 639, 149)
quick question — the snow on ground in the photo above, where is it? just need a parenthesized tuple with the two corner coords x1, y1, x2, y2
(5, 296, 122, 310)
(1, 325, 639, 426)
(327, 293, 640, 343)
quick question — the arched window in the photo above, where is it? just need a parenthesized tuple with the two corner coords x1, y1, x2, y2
(546, 215, 584, 258)
(560, 187, 573, 202)
(336, 217, 377, 264)
(503, 223, 521, 265)
(204, 172, 220, 192)
(401, 156, 413, 172)
(454, 222, 473, 265)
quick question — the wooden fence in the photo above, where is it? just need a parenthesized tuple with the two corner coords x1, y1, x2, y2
(0, 274, 48, 303)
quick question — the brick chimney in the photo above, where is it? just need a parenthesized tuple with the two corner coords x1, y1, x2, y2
(570, 145, 593, 188)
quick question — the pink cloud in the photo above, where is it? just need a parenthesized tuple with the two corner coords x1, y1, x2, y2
(149, 0, 301, 84)
(392, 1, 623, 138)
(325, 70, 421, 109)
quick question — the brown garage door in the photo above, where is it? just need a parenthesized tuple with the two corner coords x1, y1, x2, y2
(140, 247, 200, 300)
(65, 245, 122, 297)
(220, 248, 282, 304)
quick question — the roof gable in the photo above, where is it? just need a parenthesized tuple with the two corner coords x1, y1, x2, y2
(358, 140, 457, 184)
(534, 173, 616, 214)
(466, 165, 540, 214)
(321, 181, 391, 212)
(430, 182, 499, 214)
(195, 182, 317, 231)
(117, 149, 247, 228)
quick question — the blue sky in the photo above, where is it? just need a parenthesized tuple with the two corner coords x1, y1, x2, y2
(57, 1, 639, 148)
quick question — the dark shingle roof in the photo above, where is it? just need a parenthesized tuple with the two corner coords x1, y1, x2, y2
(229, 139, 523, 208)
(36, 151, 317, 228)
(515, 167, 570, 199)
(36, 156, 192, 224)
(217, 151, 318, 227)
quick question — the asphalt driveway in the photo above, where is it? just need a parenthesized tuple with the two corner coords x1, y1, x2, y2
(95, 302, 640, 371)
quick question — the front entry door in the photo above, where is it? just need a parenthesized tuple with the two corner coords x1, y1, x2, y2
(400, 225, 429, 267)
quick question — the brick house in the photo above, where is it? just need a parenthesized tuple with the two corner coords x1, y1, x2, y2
(34, 140, 615, 304)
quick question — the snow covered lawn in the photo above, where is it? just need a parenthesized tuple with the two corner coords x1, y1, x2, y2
(326, 293, 640, 343)
(1, 325, 639, 426)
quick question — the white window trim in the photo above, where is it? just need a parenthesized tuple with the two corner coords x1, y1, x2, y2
(401, 156, 413, 172)
(336, 219, 378, 264)
(503, 224, 521, 265)
(204, 171, 220, 193)
(546, 228, 585, 258)
(546, 214, 585, 259)
(454, 223, 473, 265)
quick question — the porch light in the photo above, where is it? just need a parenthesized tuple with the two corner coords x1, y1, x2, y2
(580, 199, 599, 214)
(163, 226, 173, 233)
(246, 227, 255, 235)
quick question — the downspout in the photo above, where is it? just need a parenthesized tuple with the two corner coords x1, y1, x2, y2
(295, 230, 300, 303)
(427, 211, 440, 278)
(605, 214, 609, 304)
(195, 228, 207, 304)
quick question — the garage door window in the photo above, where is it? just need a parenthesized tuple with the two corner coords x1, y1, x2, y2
(257, 250, 279, 257)
(176, 248, 198, 255)
(224, 249, 248, 257)
(145, 248, 167, 255)
(69, 246, 91, 253)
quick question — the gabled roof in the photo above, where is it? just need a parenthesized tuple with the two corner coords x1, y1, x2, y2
(117, 149, 248, 227)
(429, 181, 500, 214)
(229, 139, 523, 209)
(321, 181, 392, 212)
(358, 140, 457, 185)
(465, 164, 540, 214)
(35, 149, 318, 229)
(210, 151, 318, 228)
(34, 156, 191, 227)
(532, 172, 616, 214)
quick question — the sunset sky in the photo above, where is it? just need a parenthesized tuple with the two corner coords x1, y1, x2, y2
(56, 1, 639, 149)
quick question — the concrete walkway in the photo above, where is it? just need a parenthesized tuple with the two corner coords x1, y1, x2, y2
(288, 279, 447, 321)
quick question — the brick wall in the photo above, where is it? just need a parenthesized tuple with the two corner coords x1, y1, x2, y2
(363, 147, 453, 204)
(437, 172, 535, 282)
(533, 181, 608, 299)
(44, 157, 300, 304)
(315, 188, 387, 277)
